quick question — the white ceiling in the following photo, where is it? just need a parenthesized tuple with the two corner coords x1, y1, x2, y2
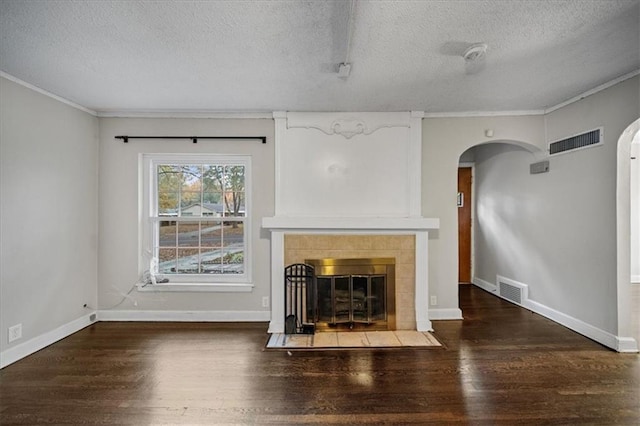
(1, 0, 638, 114)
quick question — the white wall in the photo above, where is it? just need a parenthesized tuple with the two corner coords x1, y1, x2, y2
(0, 77, 99, 365)
(98, 118, 274, 316)
(421, 115, 545, 315)
(275, 112, 422, 217)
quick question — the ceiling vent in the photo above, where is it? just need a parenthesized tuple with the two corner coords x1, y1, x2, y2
(549, 127, 603, 156)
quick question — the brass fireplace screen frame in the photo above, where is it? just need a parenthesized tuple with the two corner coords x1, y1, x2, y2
(305, 257, 396, 331)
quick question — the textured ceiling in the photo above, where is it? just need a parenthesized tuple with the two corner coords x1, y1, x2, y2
(1, 0, 638, 114)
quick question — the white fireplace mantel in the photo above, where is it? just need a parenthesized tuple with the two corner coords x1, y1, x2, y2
(262, 216, 439, 232)
(265, 111, 436, 334)
(262, 216, 439, 333)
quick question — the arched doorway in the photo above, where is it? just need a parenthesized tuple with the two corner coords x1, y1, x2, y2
(616, 118, 640, 352)
(456, 140, 543, 309)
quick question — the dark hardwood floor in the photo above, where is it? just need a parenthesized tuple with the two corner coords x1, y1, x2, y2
(1, 285, 638, 425)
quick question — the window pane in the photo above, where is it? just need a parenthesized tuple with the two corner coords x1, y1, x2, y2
(224, 192, 245, 216)
(223, 221, 244, 245)
(223, 166, 244, 218)
(158, 192, 179, 215)
(177, 248, 199, 273)
(157, 165, 182, 191)
(158, 165, 182, 215)
(202, 193, 223, 217)
(201, 221, 222, 248)
(158, 221, 176, 247)
(180, 192, 201, 216)
(180, 165, 202, 192)
(158, 248, 177, 274)
(224, 166, 245, 192)
(222, 220, 244, 274)
(203, 192, 222, 203)
(200, 248, 223, 273)
(203, 165, 224, 192)
(177, 222, 200, 247)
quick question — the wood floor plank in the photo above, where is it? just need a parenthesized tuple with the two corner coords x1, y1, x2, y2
(1, 286, 638, 425)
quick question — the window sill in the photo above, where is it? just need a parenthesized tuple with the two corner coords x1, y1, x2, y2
(136, 282, 254, 293)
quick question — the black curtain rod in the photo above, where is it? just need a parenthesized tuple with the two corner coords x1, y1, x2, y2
(115, 135, 266, 144)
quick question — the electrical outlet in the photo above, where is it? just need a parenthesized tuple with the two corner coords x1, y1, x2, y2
(430, 296, 437, 306)
(8, 324, 22, 343)
(262, 296, 269, 308)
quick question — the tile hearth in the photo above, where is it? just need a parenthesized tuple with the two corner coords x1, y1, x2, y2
(266, 330, 442, 349)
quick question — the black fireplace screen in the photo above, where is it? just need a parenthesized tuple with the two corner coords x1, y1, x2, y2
(317, 275, 386, 324)
(285, 258, 394, 334)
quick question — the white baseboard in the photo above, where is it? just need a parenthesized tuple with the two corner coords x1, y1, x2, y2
(429, 308, 463, 320)
(472, 277, 498, 294)
(632, 275, 640, 284)
(616, 337, 640, 353)
(1, 312, 97, 369)
(523, 299, 630, 352)
(98, 310, 270, 322)
(416, 319, 435, 332)
(471, 278, 638, 353)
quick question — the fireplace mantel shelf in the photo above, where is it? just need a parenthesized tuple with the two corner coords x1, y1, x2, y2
(263, 216, 438, 334)
(262, 216, 439, 231)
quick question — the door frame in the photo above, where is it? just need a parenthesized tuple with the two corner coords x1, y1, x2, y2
(458, 162, 476, 283)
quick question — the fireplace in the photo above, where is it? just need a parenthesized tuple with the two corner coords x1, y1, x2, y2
(263, 111, 440, 334)
(307, 258, 395, 331)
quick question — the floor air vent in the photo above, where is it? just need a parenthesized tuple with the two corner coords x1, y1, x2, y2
(549, 128, 602, 155)
(497, 276, 528, 306)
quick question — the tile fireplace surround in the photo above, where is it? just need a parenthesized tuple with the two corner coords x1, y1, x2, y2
(262, 217, 439, 333)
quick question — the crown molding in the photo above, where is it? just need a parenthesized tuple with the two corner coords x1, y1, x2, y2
(97, 110, 273, 119)
(544, 69, 640, 114)
(4, 69, 637, 120)
(423, 110, 545, 118)
(1, 71, 98, 116)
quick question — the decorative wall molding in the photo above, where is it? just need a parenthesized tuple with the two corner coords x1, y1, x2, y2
(285, 112, 411, 140)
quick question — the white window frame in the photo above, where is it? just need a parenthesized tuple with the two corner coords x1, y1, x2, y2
(139, 153, 253, 292)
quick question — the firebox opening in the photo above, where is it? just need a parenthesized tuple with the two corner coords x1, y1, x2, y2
(306, 257, 396, 332)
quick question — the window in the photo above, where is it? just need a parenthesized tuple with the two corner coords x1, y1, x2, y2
(141, 154, 251, 288)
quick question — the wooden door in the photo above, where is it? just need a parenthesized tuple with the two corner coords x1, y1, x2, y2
(458, 167, 472, 283)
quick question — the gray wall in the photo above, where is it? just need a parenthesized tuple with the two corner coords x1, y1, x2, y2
(98, 118, 274, 315)
(422, 115, 546, 317)
(472, 76, 639, 335)
(0, 77, 99, 357)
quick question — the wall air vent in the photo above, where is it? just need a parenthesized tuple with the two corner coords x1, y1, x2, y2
(549, 127, 603, 156)
(497, 275, 528, 307)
